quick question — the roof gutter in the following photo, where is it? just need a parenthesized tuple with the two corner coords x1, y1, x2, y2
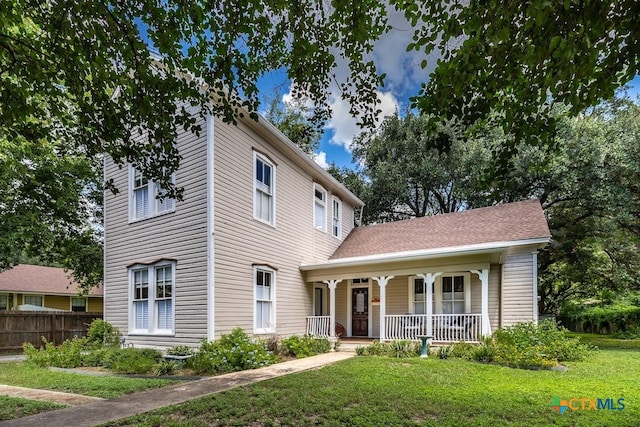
(300, 237, 550, 271)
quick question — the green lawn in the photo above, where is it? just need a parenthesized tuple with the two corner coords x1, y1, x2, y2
(101, 348, 639, 427)
(0, 395, 64, 421)
(0, 362, 179, 399)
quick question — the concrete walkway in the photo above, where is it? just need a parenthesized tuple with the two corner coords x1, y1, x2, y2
(0, 352, 355, 427)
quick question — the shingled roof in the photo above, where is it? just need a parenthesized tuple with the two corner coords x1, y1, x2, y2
(0, 264, 103, 296)
(330, 199, 550, 260)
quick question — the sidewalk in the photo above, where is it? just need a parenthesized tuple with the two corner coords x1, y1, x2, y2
(0, 352, 355, 427)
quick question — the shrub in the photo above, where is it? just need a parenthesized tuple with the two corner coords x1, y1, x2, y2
(86, 319, 121, 347)
(281, 335, 331, 358)
(23, 336, 87, 368)
(472, 336, 496, 363)
(436, 345, 452, 360)
(187, 328, 276, 375)
(448, 342, 475, 360)
(492, 320, 594, 369)
(612, 325, 640, 339)
(356, 340, 390, 356)
(154, 360, 179, 376)
(389, 340, 420, 358)
(166, 345, 194, 356)
(108, 348, 163, 374)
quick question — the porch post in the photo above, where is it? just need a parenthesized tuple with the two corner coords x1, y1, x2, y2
(373, 276, 394, 342)
(323, 280, 341, 345)
(471, 269, 491, 335)
(418, 272, 441, 337)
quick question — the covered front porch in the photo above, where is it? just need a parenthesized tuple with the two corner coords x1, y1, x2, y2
(302, 259, 497, 344)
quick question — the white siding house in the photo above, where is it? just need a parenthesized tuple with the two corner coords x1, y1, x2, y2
(104, 106, 551, 349)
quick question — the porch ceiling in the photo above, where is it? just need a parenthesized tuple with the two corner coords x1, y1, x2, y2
(300, 248, 504, 283)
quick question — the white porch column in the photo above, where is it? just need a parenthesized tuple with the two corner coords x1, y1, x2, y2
(323, 280, 341, 342)
(418, 272, 441, 337)
(472, 269, 491, 336)
(373, 276, 394, 342)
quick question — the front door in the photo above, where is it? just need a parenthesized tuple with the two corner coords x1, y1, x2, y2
(352, 288, 368, 336)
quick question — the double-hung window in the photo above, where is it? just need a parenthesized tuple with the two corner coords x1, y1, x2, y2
(254, 153, 275, 225)
(130, 262, 175, 334)
(129, 166, 175, 221)
(254, 267, 275, 334)
(332, 197, 342, 239)
(441, 275, 466, 314)
(412, 277, 434, 314)
(0, 294, 8, 310)
(314, 184, 327, 231)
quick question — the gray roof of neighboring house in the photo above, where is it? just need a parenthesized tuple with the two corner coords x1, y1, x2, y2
(330, 199, 551, 260)
(0, 264, 103, 296)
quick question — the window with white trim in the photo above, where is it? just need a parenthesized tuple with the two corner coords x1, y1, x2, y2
(0, 294, 8, 310)
(129, 166, 175, 221)
(130, 262, 175, 334)
(441, 275, 465, 314)
(412, 277, 434, 314)
(254, 266, 275, 333)
(24, 295, 43, 307)
(71, 297, 87, 312)
(332, 197, 342, 239)
(254, 153, 275, 225)
(314, 184, 326, 231)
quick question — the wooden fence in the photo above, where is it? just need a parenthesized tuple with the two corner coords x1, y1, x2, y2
(0, 311, 103, 353)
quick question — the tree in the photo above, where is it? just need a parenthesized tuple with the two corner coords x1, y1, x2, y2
(263, 95, 321, 156)
(347, 101, 640, 314)
(0, 0, 389, 282)
(396, 0, 640, 154)
(351, 113, 489, 223)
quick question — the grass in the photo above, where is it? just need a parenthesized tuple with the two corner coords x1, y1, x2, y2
(101, 348, 639, 427)
(0, 362, 180, 399)
(0, 395, 64, 421)
(566, 332, 640, 350)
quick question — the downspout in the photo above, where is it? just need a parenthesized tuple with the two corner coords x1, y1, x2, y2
(206, 112, 216, 340)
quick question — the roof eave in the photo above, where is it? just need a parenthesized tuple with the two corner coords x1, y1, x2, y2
(300, 236, 550, 271)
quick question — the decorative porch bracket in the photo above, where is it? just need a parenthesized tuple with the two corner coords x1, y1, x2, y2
(323, 279, 342, 344)
(372, 275, 394, 342)
(417, 272, 442, 337)
(471, 269, 491, 336)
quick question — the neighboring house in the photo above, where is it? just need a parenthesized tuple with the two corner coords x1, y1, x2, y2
(103, 105, 551, 349)
(0, 264, 103, 312)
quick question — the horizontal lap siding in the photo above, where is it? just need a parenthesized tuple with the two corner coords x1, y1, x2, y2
(502, 253, 535, 327)
(213, 118, 354, 338)
(104, 108, 208, 348)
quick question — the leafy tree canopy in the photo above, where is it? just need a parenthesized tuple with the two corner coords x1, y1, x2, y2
(395, 0, 640, 153)
(263, 94, 321, 157)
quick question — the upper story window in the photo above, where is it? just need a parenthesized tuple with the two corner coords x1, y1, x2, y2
(254, 153, 275, 225)
(130, 261, 175, 335)
(129, 166, 175, 222)
(332, 197, 342, 239)
(314, 184, 327, 231)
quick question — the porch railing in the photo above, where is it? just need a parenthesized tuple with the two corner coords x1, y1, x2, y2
(384, 314, 482, 342)
(306, 316, 331, 338)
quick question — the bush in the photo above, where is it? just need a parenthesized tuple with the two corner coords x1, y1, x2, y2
(436, 345, 452, 360)
(86, 319, 121, 347)
(23, 336, 87, 368)
(472, 336, 496, 363)
(436, 342, 474, 360)
(166, 345, 194, 356)
(108, 348, 163, 374)
(154, 360, 179, 376)
(187, 328, 276, 375)
(356, 340, 390, 356)
(281, 335, 331, 358)
(389, 340, 420, 358)
(612, 325, 640, 339)
(492, 320, 594, 369)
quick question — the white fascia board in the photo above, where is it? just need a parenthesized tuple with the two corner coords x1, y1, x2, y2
(300, 237, 550, 271)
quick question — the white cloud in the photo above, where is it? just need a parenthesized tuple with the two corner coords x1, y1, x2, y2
(325, 90, 398, 151)
(313, 151, 328, 169)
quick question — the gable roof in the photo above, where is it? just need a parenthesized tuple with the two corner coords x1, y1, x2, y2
(0, 265, 103, 296)
(330, 199, 550, 261)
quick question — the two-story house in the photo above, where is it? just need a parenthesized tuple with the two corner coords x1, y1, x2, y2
(104, 105, 551, 349)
